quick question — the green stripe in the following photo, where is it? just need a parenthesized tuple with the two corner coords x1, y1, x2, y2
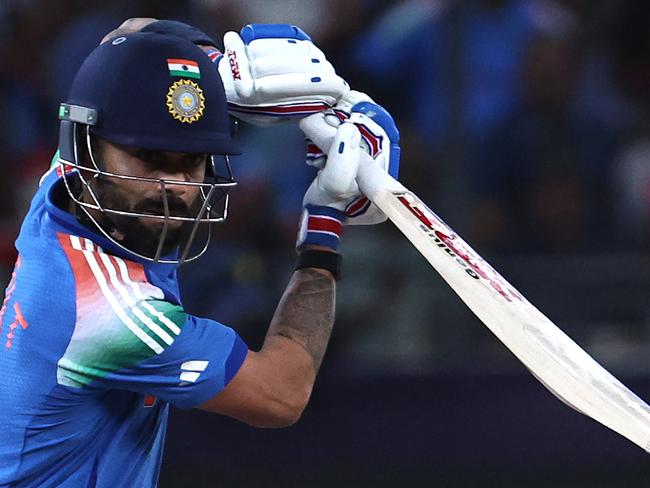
(126, 307, 170, 350)
(169, 69, 200, 79)
(128, 300, 187, 345)
(143, 300, 187, 328)
(57, 320, 157, 387)
(58, 358, 107, 387)
(136, 302, 180, 338)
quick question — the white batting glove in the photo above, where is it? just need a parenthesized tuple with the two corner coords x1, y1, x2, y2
(297, 122, 361, 250)
(303, 90, 376, 169)
(216, 24, 349, 126)
(299, 91, 401, 229)
(296, 97, 401, 250)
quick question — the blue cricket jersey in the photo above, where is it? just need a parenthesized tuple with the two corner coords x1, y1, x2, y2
(0, 166, 249, 487)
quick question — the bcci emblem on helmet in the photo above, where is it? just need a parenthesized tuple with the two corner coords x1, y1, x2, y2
(166, 79, 205, 123)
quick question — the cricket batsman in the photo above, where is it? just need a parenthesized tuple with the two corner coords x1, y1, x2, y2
(0, 18, 400, 487)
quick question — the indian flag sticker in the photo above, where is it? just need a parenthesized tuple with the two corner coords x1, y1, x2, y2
(167, 58, 200, 79)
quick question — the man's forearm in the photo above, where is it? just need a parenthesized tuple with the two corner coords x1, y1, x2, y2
(266, 268, 335, 374)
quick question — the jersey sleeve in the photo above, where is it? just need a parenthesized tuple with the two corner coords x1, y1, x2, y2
(55, 235, 249, 408)
(57, 298, 249, 409)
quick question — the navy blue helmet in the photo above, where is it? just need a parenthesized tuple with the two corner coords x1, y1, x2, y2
(57, 32, 239, 264)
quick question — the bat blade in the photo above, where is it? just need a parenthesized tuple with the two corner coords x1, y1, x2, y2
(358, 162, 650, 453)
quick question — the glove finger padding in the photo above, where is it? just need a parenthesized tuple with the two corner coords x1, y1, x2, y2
(318, 123, 361, 199)
(249, 57, 336, 78)
(343, 105, 401, 225)
(253, 73, 347, 100)
(299, 90, 375, 169)
(331, 90, 376, 115)
(300, 112, 339, 159)
(219, 25, 349, 125)
(300, 94, 401, 226)
(221, 31, 254, 99)
(298, 122, 361, 251)
(245, 37, 315, 58)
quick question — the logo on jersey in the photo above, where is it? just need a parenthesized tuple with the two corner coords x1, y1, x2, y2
(179, 360, 209, 386)
(166, 80, 205, 124)
(0, 256, 30, 350)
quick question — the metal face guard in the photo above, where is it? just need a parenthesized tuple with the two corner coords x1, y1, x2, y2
(59, 125, 237, 265)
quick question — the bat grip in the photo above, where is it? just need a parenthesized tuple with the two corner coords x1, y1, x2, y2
(356, 157, 406, 201)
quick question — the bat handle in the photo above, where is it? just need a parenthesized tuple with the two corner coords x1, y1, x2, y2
(356, 156, 406, 201)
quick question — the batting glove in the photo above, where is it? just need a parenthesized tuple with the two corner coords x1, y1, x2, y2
(215, 24, 349, 125)
(299, 92, 401, 231)
(296, 95, 401, 250)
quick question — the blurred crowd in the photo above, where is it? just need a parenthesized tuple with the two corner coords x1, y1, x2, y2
(3, 0, 650, 368)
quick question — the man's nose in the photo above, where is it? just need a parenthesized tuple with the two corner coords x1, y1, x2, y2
(154, 170, 191, 194)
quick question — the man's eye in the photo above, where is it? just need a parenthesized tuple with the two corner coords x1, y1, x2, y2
(187, 155, 206, 168)
(137, 151, 157, 163)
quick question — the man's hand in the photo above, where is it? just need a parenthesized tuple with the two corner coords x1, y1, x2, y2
(101, 20, 347, 125)
(295, 93, 401, 250)
(298, 91, 401, 241)
(217, 24, 349, 125)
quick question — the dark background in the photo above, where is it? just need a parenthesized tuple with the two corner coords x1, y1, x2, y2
(2, 0, 650, 486)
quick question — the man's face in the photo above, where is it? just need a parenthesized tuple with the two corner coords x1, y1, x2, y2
(85, 137, 207, 258)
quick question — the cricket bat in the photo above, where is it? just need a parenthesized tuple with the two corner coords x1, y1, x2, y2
(356, 157, 650, 453)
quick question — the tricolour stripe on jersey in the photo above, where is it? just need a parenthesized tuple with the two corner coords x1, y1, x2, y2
(70, 236, 164, 354)
(60, 233, 187, 361)
(96, 250, 175, 346)
(112, 256, 182, 335)
(140, 301, 182, 335)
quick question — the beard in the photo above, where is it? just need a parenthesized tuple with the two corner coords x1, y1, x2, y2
(91, 177, 199, 259)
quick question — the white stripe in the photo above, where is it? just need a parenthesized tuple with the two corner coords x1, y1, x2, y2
(309, 230, 340, 238)
(179, 371, 201, 383)
(113, 256, 166, 301)
(131, 307, 174, 345)
(181, 360, 209, 372)
(141, 301, 182, 335)
(113, 257, 179, 335)
(168, 63, 200, 73)
(71, 236, 163, 354)
(97, 251, 175, 346)
(83, 238, 95, 252)
(98, 251, 136, 306)
(70, 235, 83, 251)
(113, 256, 145, 299)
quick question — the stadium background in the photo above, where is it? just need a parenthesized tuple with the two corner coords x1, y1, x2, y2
(2, 0, 650, 486)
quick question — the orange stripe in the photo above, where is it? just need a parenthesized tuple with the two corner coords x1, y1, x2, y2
(57, 233, 158, 306)
(113, 254, 148, 284)
(167, 58, 198, 66)
(57, 234, 99, 298)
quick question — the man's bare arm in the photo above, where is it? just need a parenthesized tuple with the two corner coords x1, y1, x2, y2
(267, 268, 335, 373)
(200, 266, 336, 428)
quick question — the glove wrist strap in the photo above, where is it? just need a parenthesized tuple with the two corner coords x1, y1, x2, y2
(295, 250, 341, 280)
(296, 205, 345, 251)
